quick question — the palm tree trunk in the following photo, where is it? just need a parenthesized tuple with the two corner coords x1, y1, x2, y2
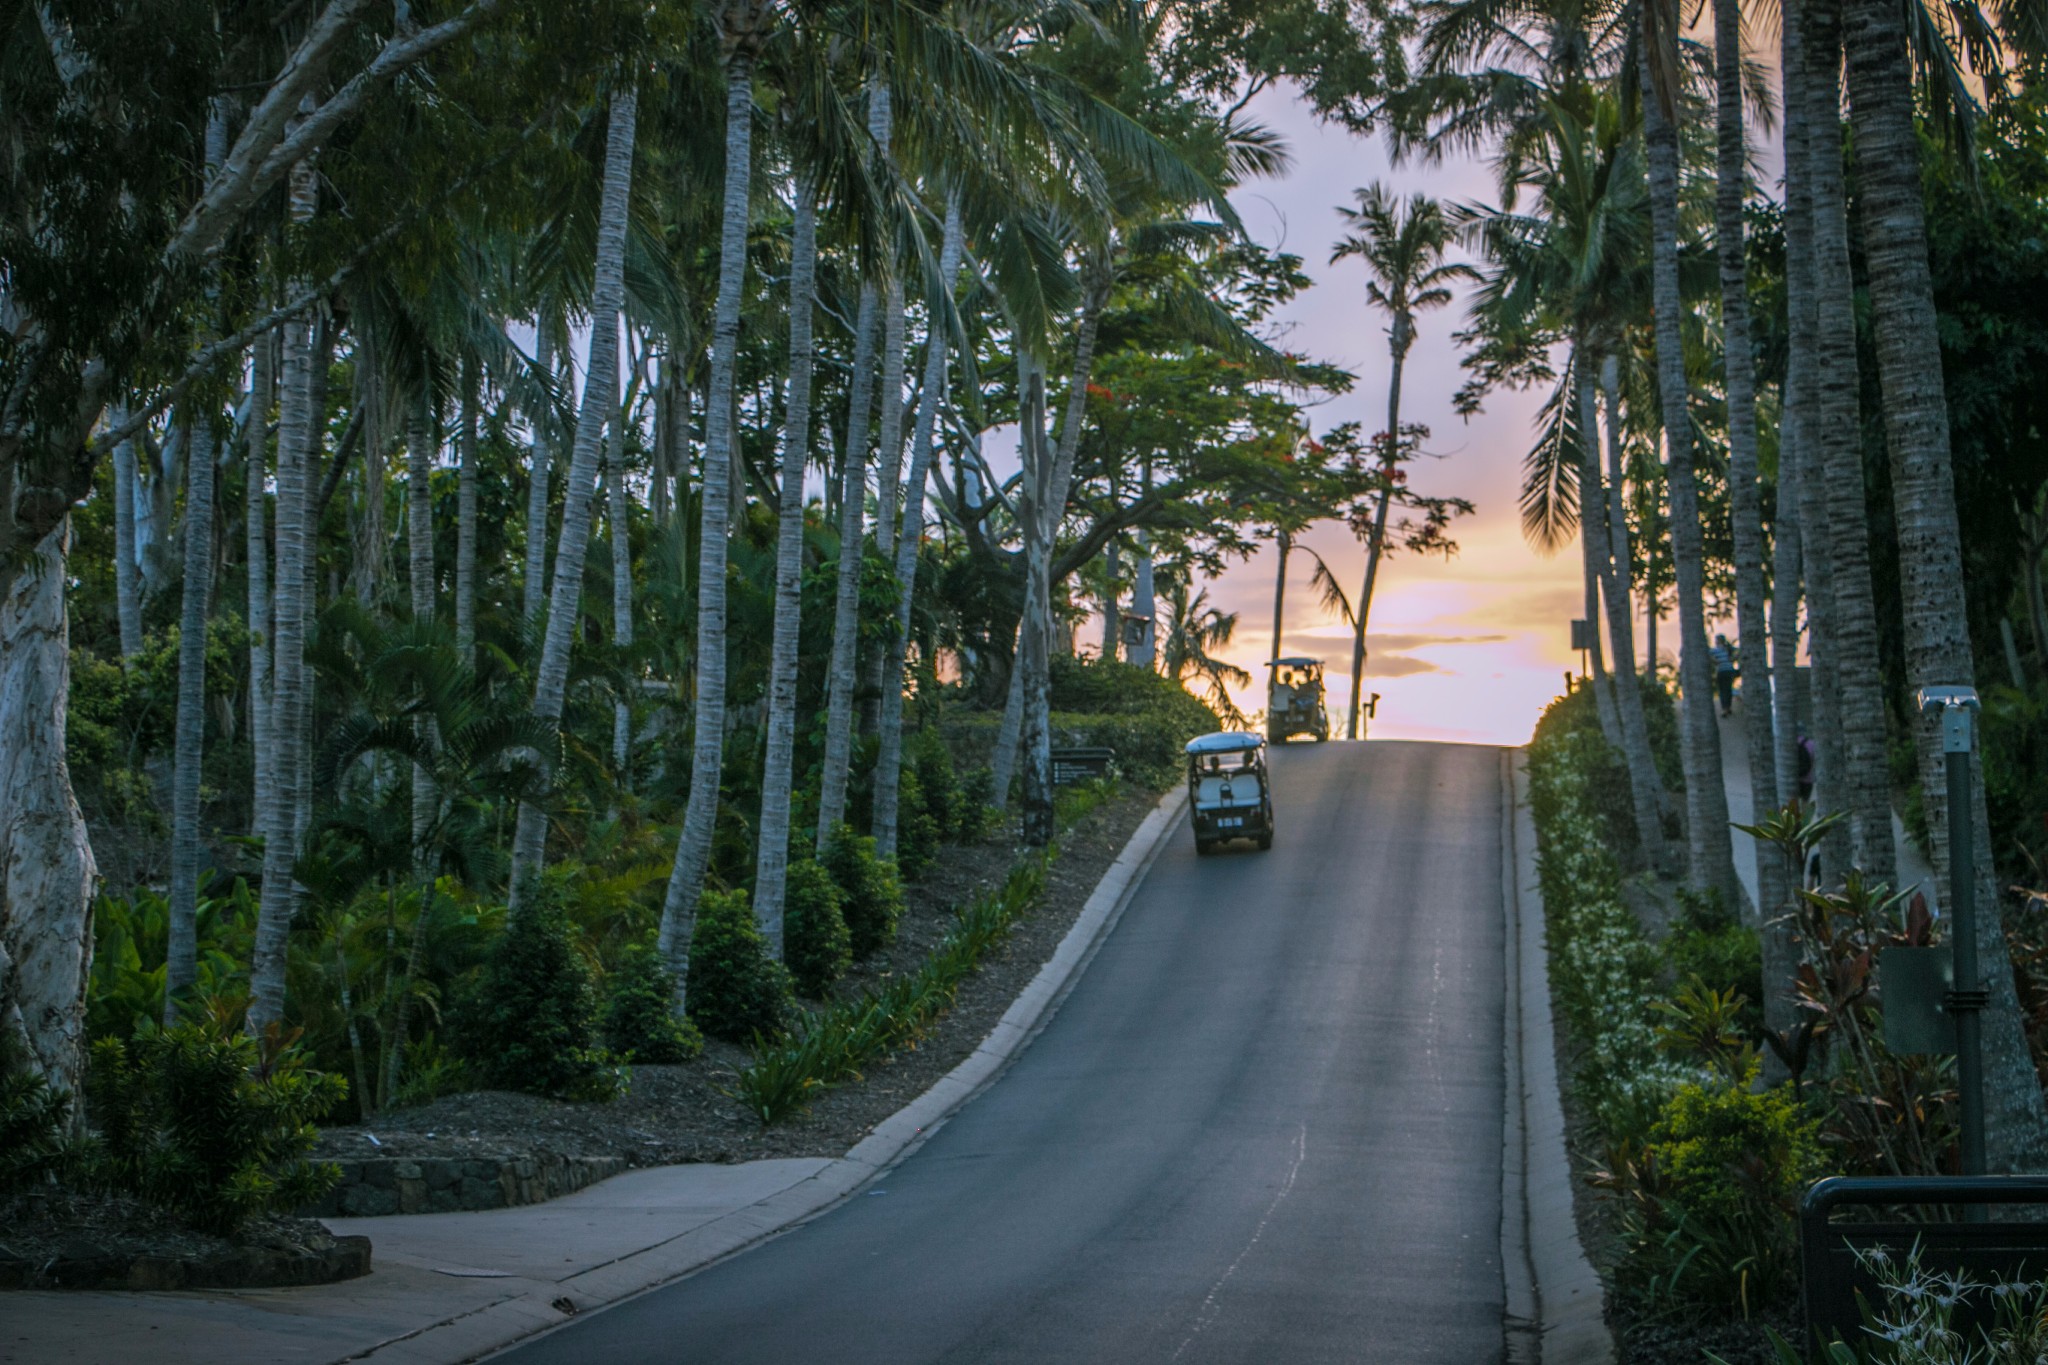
(754, 175, 821, 954)
(507, 86, 638, 915)
(1768, 12, 1810, 816)
(456, 356, 479, 665)
(1269, 531, 1287, 667)
(112, 413, 144, 662)
(1641, 13, 1741, 905)
(659, 55, 756, 982)
(874, 194, 966, 858)
(1843, 0, 2048, 1169)
(0, 520, 98, 1094)
(250, 155, 320, 1034)
(1348, 321, 1409, 740)
(246, 339, 276, 844)
(1716, 0, 1782, 924)
(1129, 531, 1155, 667)
(816, 85, 891, 851)
(1805, 0, 1896, 887)
(523, 329, 555, 624)
(407, 396, 437, 861)
(352, 344, 387, 606)
(165, 410, 218, 1023)
(1583, 354, 1665, 861)
(1017, 359, 1058, 848)
(608, 424, 635, 778)
(862, 274, 910, 738)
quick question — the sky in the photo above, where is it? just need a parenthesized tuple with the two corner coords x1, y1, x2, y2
(1140, 85, 1586, 747)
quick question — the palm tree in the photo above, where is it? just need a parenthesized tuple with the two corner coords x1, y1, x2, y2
(1638, 0, 1740, 905)
(111, 413, 144, 662)
(455, 356, 479, 664)
(1803, 0, 1896, 886)
(252, 156, 323, 1035)
(245, 340, 277, 851)
(1160, 572, 1252, 727)
(523, 328, 557, 625)
(1713, 0, 1788, 924)
(661, 3, 775, 990)
(506, 83, 639, 916)
(1329, 184, 1475, 740)
(1841, 0, 2048, 1167)
(874, 193, 968, 859)
(165, 408, 218, 1022)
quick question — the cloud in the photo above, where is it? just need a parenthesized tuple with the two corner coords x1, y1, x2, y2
(1274, 629, 1506, 659)
(1365, 654, 1443, 678)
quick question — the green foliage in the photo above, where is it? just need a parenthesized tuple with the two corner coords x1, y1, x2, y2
(685, 889, 794, 1044)
(783, 860, 852, 999)
(907, 728, 967, 841)
(896, 767, 944, 882)
(1602, 1067, 1820, 1315)
(601, 943, 705, 1064)
(89, 881, 253, 1042)
(1530, 678, 1681, 864)
(1046, 658, 1225, 785)
(823, 825, 905, 961)
(392, 1033, 472, 1109)
(731, 857, 1049, 1125)
(0, 1034, 72, 1198)
(1662, 890, 1763, 1038)
(451, 901, 622, 1101)
(82, 1017, 345, 1235)
(954, 765, 1001, 842)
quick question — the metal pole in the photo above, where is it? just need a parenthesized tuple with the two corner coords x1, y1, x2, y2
(1921, 687, 1987, 1181)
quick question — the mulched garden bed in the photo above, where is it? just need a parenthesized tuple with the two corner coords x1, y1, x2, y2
(309, 785, 1168, 1173)
(0, 1190, 369, 1291)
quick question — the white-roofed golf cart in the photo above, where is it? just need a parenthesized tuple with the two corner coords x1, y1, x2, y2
(1184, 731, 1273, 855)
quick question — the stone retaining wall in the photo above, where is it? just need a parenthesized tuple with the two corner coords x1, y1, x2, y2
(303, 1152, 627, 1218)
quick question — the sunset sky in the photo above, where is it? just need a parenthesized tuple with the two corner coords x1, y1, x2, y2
(1164, 85, 1585, 747)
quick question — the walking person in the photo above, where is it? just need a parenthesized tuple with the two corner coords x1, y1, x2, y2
(1710, 634, 1737, 717)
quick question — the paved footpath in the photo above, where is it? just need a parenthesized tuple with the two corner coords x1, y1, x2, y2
(499, 741, 1511, 1364)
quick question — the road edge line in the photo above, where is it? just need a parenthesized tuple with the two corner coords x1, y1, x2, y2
(1501, 747, 1541, 1362)
(1507, 747, 1616, 1364)
(422, 784, 1191, 1365)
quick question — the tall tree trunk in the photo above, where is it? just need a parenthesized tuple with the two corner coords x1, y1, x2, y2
(1806, 0, 1896, 886)
(1128, 528, 1155, 668)
(0, 522, 98, 1094)
(659, 55, 754, 982)
(250, 156, 320, 1035)
(1102, 534, 1122, 662)
(1844, 0, 2048, 1169)
(456, 356, 478, 664)
(407, 394, 437, 862)
(1642, 14, 1741, 904)
(523, 329, 555, 625)
(1585, 354, 1666, 862)
(507, 87, 638, 914)
(607, 421, 635, 776)
(112, 414, 144, 662)
(1715, 0, 1782, 924)
(352, 342, 387, 607)
(247, 339, 276, 845)
(861, 273, 910, 739)
(166, 411, 218, 1022)
(815, 85, 890, 851)
(754, 176, 821, 954)
(1348, 318, 1411, 740)
(1269, 531, 1288, 668)
(874, 195, 966, 858)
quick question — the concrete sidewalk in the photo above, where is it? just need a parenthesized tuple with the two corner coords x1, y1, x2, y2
(5, 786, 1189, 1365)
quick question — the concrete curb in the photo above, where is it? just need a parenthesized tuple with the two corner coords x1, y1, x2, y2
(1501, 748, 1616, 1364)
(365, 784, 1193, 1365)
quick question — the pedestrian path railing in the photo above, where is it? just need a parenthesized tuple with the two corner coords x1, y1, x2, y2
(1801, 1174, 2048, 1349)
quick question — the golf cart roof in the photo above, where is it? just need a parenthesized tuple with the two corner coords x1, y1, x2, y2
(1185, 731, 1266, 756)
(1269, 657, 1321, 668)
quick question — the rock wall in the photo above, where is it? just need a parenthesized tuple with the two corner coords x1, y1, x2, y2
(304, 1152, 627, 1218)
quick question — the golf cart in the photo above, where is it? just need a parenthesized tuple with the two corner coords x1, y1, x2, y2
(1266, 657, 1330, 743)
(1185, 731, 1274, 854)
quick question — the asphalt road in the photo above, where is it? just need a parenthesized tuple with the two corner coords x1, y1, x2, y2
(501, 740, 1509, 1364)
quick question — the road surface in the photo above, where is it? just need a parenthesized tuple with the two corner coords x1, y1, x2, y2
(499, 741, 1510, 1363)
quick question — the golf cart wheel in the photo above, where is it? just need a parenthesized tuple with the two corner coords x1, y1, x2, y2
(1257, 831, 1273, 851)
(1195, 838, 1213, 856)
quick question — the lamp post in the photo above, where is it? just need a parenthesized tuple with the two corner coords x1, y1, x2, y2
(1919, 685, 1986, 1178)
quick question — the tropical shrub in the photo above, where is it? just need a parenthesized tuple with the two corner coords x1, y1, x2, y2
(685, 889, 794, 1043)
(823, 824, 904, 960)
(907, 729, 965, 839)
(82, 1016, 345, 1234)
(0, 1035, 71, 1198)
(783, 859, 851, 998)
(897, 767, 944, 882)
(601, 942, 705, 1064)
(1663, 890, 1762, 1037)
(451, 900, 621, 1100)
(1599, 1066, 1821, 1314)
(954, 765, 1000, 842)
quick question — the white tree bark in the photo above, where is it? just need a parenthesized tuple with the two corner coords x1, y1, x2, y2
(607, 423, 634, 776)
(523, 328, 555, 624)
(507, 87, 638, 914)
(408, 395, 437, 859)
(873, 194, 965, 858)
(0, 522, 99, 1096)
(111, 411, 144, 661)
(166, 411, 218, 1021)
(754, 175, 821, 953)
(246, 338, 276, 846)
(456, 357, 479, 663)
(659, 54, 756, 981)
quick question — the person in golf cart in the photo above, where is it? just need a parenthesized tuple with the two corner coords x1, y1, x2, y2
(1266, 657, 1329, 743)
(1184, 731, 1274, 855)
